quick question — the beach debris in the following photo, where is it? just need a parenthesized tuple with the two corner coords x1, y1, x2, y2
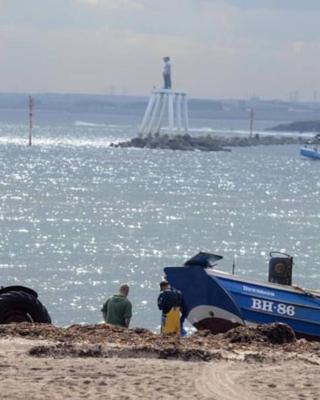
(224, 323, 296, 344)
(0, 322, 317, 364)
(29, 342, 216, 362)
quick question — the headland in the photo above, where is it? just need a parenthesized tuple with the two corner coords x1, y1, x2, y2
(268, 120, 320, 133)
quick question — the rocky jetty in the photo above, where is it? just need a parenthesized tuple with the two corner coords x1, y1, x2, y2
(111, 133, 306, 152)
(268, 120, 320, 133)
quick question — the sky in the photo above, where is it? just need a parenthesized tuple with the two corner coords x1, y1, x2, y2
(0, 0, 319, 99)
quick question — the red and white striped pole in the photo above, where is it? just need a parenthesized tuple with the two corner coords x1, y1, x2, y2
(28, 96, 33, 146)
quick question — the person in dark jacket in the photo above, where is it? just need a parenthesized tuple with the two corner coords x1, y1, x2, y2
(101, 284, 132, 328)
(158, 280, 182, 335)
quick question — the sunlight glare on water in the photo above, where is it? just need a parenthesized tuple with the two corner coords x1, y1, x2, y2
(0, 120, 320, 330)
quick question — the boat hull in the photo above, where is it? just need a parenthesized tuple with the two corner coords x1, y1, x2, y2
(164, 265, 320, 339)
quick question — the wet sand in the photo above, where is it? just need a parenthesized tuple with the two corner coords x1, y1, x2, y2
(0, 323, 320, 400)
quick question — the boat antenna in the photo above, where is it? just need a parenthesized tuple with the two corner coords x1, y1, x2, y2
(232, 255, 236, 275)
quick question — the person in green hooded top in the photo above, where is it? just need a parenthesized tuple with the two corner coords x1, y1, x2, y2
(101, 284, 132, 328)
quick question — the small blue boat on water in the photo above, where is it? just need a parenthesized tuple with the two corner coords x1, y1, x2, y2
(164, 252, 320, 339)
(300, 147, 320, 160)
(300, 134, 320, 159)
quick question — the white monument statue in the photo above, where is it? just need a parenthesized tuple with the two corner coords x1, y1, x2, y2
(163, 56, 172, 89)
(138, 57, 189, 137)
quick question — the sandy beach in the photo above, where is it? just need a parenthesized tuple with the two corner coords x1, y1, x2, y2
(0, 323, 319, 400)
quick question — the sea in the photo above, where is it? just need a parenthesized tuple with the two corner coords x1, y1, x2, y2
(0, 94, 319, 331)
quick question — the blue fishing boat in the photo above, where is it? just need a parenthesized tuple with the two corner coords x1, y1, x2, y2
(300, 134, 320, 159)
(300, 147, 320, 160)
(164, 252, 320, 339)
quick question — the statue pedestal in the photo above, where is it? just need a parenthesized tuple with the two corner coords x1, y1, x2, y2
(138, 89, 189, 137)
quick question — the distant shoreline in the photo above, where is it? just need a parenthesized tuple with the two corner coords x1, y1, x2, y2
(267, 120, 320, 133)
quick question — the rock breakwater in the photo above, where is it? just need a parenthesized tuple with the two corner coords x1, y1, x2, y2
(111, 134, 306, 152)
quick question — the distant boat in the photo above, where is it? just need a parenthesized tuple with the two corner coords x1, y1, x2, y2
(300, 134, 320, 159)
(164, 252, 320, 340)
(300, 146, 320, 160)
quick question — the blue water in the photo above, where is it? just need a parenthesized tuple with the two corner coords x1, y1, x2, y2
(0, 103, 320, 331)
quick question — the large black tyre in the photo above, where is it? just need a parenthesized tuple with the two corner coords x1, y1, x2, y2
(0, 291, 51, 324)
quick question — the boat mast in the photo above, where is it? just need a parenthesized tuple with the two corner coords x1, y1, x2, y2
(28, 96, 33, 146)
(249, 108, 255, 138)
